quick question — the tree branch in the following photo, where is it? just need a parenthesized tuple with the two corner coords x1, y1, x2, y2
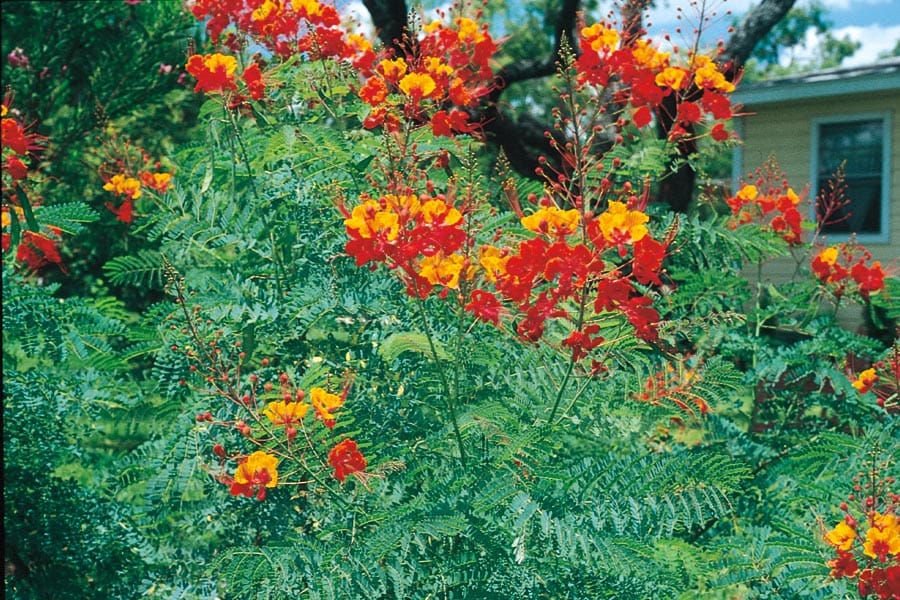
(493, 0, 580, 89)
(359, 0, 799, 209)
(721, 0, 797, 74)
(362, 0, 408, 54)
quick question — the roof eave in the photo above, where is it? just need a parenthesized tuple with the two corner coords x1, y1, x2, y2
(732, 70, 900, 106)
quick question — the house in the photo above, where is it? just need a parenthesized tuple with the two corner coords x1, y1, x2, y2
(731, 58, 900, 266)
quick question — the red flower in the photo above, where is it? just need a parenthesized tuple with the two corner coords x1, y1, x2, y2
(562, 324, 604, 361)
(858, 566, 900, 600)
(851, 260, 885, 298)
(5, 155, 28, 180)
(2, 117, 29, 154)
(328, 439, 367, 483)
(632, 236, 667, 286)
(186, 53, 238, 94)
(431, 109, 471, 137)
(710, 122, 729, 142)
(632, 105, 653, 128)
(4, 229, 66, 271)
(465, 289, 504, 325)
(700, 91, 732, 120)
(676, 101, 702, 124)
(827, 551, 859, 579)
(242, 63, 266, 101)
(106, 197, 134, 224)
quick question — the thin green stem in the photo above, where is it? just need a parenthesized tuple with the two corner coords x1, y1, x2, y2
(412, 282, 467, 467)
(547, 357, 576, 424)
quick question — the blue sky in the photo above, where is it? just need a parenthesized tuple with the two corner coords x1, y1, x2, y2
(344, 0, 899, 67)
(647, 0, 900, 66)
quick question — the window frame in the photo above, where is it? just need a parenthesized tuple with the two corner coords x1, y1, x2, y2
(809, 111, 892, 244)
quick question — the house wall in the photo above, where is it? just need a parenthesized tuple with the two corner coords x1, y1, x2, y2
(734, 90, 899, 330)
(738, 90, 899, 262)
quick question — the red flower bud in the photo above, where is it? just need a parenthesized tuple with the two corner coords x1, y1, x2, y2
(213, 443, 226, 458)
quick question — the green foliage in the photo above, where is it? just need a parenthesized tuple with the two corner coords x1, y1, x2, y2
(3, 3, 899, 599)
(741, 1, 861, 81)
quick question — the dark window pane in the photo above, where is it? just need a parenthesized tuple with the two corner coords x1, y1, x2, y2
(816, 119, 884, 235)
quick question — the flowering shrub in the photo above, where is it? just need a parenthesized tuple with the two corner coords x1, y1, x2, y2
(824, 454, 900, 599)
(3, 1, 899, 598)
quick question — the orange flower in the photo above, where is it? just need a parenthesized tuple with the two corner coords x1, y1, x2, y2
(378, 58, 408, 83)
(418, 252, 465, 289)
(359, 76, 388, 106)
(581, 24, 619, 53)
(420, 198, 461, 225)
(863, 517, 900, 560)
(139, 171, 172, 194)
(825, 521, 857, 551)
(399, 73, 437, 100)
(455, 17, 485, 44)
(186, 53, 238, 94)
(521, 205, 580, 237)
(479, 245, 508, 282)
(230, 450, 278, 500)
(596, 201, 649, 251)
(311, 387, 343, 426)
(852, 368, 878, 394)
(631, 39, 668, 69)
(693, 57, 735, 92)
(263, 399, 309, 426)
(103, 174, 142, 199)
(344, 200, 399, 240)
(655, 66, 688, 91)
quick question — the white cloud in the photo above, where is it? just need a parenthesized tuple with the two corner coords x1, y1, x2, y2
(342, 1, 373, 35)
(782, 23, 900, 67)
(832, 24, 900, 65)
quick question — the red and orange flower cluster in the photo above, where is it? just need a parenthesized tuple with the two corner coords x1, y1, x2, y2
(483, 198, 666, 346)
(189, 0, 375, 67)
(811, 243, 886, 300)
(341, 191, 467, 297)
(341, 185, 668, 357)
(636, 362, 709, 416)
(577, 23, 735, 142)
(726, 183, 804, 245)
(2, 102, 66, 272)
(185, 52, 270, 107)
(846, 349, 900, 414)
(824, 467, 900, 599)
(101, 164, 171, 224)
(357, 14, 497, 135)
(171, 317, 369, 499)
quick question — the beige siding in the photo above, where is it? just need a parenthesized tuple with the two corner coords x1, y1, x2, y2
(738, 90, 900, 269)
(736, 91, 899, 329)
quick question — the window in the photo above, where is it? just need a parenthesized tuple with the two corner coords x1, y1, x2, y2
(811, 113, 891, 242)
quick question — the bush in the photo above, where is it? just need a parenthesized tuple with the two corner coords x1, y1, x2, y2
(3, 1, 898, 598)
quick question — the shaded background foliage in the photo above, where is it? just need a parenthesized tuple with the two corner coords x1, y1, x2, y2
(1, 0, 203, 305)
